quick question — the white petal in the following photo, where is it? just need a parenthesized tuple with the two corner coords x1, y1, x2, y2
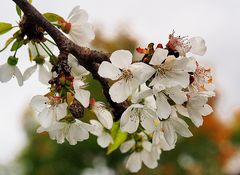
(163, 121, 177, 146)
(68, 7, 88, 23)
(120, 106, 139, 133)
(56, 103, 68, 121)
(38, 108, 54, 128)
(131, 62, 155, 85)
(110, 50, 132, 69)
(109, 79, 132, 103)
(189, 37, 207, 56)
(14, 66, 23, 86)
(89, 120, 103, 136)
(0, 63, 14, 83)
(67, 122, 89, 145)
(170, 116, 193, 137)
(150, 48, 168, 65)
(97, 132, 113, 148)
(73, 80, 90, 108)
(156, 93, 172, 119)
(188, 108, 203, 127)
(140, 110, 155, 133)
(126, 152, 142, 173)
(120, 139, 135, 153)
(172, 58, 196, 72)
(94, 105, 113, 129)
(98, 61, 121, 80)
(142, 141, 152, 152)
(141, 150, 158, 169)
(201, 104, 213, 116)
(166, 71, 190, 88)
(23, 64, 37, 81)
(166, 86, 187, 104)
(176, 105, 189, 117)
(38, 65, 51, 85)
(30, 95, 49, 112)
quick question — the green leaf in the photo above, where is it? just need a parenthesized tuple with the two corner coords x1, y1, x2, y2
(16, 5, 22, 18)
(0, 37, 15, 52)
(107, 121, 128, 154)
(43, 13, 64, 23)
(0, 22, 13, 35)
(29, 0, 33, 4)
(11, 39, 24, 51)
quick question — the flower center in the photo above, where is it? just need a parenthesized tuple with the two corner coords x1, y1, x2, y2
(119, 69, 133, 80)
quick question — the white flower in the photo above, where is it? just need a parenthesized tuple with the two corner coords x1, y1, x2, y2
(166, 32, 207, 56)
(66, 6, 95, 46)
(189, 37, 207, 56)
(120, 87, 157, 133)
(0, 63, 23, 86)
(30, 95, 68, 128)
(23, 42, 52, 85)
(37, 119, 93, 145)
(90, 120, 113, 148)
(91, 101, 113, 129)
(149, 48, 196, 88)
(190, 63, 215, 95)
(120, 134, 158, 173)
(153, 84, 187, 119)
(98, 50, 155, 103)
(153, 108, 192, 147)
(176, 93, 213, 127)
(73, 79, 90, 108)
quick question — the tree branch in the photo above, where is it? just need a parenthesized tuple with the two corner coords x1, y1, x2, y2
(12, 0, 127, 120)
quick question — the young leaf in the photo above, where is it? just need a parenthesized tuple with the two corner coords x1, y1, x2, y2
(16, 5, 22, 18)
(29, 0, 33, 4)
(107, 121, 128, 154)
(11, 40, 24, 51)
(0, 22, 13, 35)
(43, 13, 64, 23)
(0, 37, 15, 52)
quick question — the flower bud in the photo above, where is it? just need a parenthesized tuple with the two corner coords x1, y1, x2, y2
(7, 56, 18, 66)
(34, 55, 45, 65)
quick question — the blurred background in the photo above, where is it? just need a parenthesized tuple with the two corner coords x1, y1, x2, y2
(1, 0, 240, 174)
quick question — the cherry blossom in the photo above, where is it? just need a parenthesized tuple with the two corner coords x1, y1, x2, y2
(98, 50, 155, 103)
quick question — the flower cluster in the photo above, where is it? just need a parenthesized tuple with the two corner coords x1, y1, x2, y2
(0, 4, 215, 173)
(97, 31, 215, 172)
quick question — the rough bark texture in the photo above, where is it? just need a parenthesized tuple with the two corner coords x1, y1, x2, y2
(12, 0, 128, 120)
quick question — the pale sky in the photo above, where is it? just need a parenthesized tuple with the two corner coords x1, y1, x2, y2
(0, 0, 240, 165)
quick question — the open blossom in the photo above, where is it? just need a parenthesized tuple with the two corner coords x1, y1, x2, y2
(190, 62, 215, 94)
(98, 50, 155, 103)
(153, 84, 187, 119)
(91, 100, 113, 129)
(149, 48, 196, 88)
(37, 119, 93, 145)
(23, 42, 53, 85)
(63, 6, 95, 46)
(90, 120, 113, 148)
(166, 32, 207, 56)
(120, 133, 158, 173)
(0, 62, 23, 86)
(176, 93, 213, 127)
(120, 87, 157, 133)
(153, 107, 193, 146)
(30, 95, 68, 128)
